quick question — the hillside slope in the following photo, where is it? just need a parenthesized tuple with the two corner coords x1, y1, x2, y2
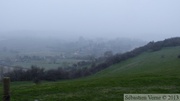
(1, 46, 180, 101)
(94, 46, 180, 78)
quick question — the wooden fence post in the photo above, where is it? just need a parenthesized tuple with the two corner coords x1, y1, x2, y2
(3, 77, 10, 101)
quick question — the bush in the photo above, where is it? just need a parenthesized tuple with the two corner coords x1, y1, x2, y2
(33, 77, 41, 85)
(178, 55, 180, 58)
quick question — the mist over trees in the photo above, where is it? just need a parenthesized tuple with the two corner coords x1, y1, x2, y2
(0, 35, 145, 69)
(0, 34, 146, 81)
(0, 33, 145, 57)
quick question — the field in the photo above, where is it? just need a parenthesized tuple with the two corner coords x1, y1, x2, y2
(0, 46, 180, 101)
(13, 59, 84, 69)
(0, 51, 87, 69)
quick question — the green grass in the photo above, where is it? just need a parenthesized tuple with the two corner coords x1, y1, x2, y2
(1, 46, 180, 101)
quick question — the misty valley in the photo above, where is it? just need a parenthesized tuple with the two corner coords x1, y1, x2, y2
(0, 35, 145, 80)
(1, 0, 180, 100)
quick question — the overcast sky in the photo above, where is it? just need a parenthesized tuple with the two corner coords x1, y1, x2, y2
(0, 0, 180, 41)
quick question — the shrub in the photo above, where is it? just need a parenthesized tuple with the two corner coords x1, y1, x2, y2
(178, 55, 180, 58)
(33, 77, 41, 85)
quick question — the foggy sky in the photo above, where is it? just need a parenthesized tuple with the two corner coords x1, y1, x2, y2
(0, 0, 180, 41)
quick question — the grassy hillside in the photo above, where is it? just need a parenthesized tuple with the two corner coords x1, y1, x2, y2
(1, 46, 180, 101)
(94, 46, 180, 77)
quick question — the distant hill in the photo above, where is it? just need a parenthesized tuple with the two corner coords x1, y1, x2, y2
(0, 31, 145, 57)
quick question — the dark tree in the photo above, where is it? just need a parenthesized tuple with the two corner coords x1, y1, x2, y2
(178, 55, 180, 58)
